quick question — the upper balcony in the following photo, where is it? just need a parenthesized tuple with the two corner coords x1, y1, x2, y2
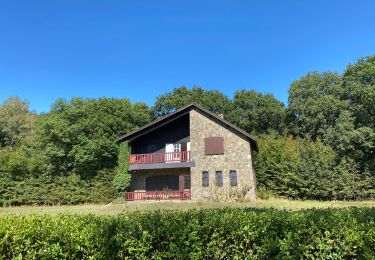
(128, 151, 194, 170)
(129, 151, 190, 164)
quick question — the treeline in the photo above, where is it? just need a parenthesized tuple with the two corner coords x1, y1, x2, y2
(0, 55, 374, 205)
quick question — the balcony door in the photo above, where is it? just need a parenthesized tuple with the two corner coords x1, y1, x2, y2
(165, 143, 182, 162)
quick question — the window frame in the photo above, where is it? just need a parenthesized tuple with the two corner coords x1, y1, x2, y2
(202, 171, 209, 187)
(173, 143, 181, 153)
(215, 170, 223, 187)
(229, 170, 238, 187)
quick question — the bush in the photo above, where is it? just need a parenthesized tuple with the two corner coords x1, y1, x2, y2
(255, 134, 375, 200)
(113, 141, 131, 195)
(1, 207, 375, 259)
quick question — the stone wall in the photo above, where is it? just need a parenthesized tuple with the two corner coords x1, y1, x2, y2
(130, 168, 190, 191)
(189, 109, 256, 200)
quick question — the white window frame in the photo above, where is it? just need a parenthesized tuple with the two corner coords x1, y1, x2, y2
(173, 143, 181, 153)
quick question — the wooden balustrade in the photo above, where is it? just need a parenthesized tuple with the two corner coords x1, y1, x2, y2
(128, 151, 190, 164)
(124, 191, 191, 201)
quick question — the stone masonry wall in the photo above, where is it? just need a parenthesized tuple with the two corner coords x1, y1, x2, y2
(189, 109, 256, 200)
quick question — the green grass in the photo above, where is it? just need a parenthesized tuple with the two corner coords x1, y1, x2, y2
(1, 198, 375, 215)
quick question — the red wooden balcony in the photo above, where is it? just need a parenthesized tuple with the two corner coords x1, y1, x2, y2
(129, 151, 190, 164)
(124, 191, 191, 201)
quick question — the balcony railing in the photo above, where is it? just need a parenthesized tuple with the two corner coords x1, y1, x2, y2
(125, 191, 191, 201)
(129, 151, 190, 164)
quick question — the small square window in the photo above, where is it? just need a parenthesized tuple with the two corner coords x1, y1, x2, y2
(230, 170, 237, 186)
(202, 171, 209, 187)
(215, 171, 223, 186)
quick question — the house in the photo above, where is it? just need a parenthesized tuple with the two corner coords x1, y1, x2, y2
(116, 103, 257, 201)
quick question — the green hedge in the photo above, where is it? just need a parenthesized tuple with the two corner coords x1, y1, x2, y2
(1, 208, 375, 259)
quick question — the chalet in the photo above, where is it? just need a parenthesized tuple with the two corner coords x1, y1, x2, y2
(116, 103, 257, 201)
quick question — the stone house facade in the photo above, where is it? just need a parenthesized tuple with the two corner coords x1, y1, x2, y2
(116, 103, 257, 201)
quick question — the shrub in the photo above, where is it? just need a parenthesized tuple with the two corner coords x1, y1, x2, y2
(1, 207, 375, 259)
(255, 134, 375, 200)
(113, 141, 131, 196)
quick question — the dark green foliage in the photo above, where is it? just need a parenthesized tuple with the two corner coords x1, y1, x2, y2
(153, 86, 231, 117)
(255, 134, 375, 200)
(287, 72, 345, 139)
(0, 171, 116, 206)
(343, 56, 375, 129)
(0, 98, 150, 205)
(1, 208, 375, 259)
(35, 97, 152, 177)
(226, 90, 286, 134)
(113, 142, 131, 195)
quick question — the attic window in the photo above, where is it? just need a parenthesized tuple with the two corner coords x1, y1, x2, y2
(205, 137, 224, 155)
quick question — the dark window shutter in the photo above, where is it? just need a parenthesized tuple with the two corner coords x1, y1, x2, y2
(215, 171, 223, 186)
(179, 175, 185, 191)
(181, 142, 187, 152)
(202, 171, 209, 187)
(230, 170, 237, 186)
(205, 137, 224, 155)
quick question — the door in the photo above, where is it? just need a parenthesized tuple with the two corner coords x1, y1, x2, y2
(165, 143, 174, 162)
(173, 143, 181, 161)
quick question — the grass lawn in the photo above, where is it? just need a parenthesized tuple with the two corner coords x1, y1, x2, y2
(1, 198, 375, 216)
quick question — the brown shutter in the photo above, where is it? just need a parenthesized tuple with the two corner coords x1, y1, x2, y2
(205, 137, 224, 155)
(181, 142, 187, 152)
(179, 175, 185, 191)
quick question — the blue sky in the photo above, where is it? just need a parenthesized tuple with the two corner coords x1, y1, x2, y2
(1, 1, 375, 112)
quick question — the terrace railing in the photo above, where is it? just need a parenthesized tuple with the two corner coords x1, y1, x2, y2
(128, 151, 190, 164)
(124, 191, 191, 201)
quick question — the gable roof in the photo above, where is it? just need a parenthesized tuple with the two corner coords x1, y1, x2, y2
(116, 103, 258, 151)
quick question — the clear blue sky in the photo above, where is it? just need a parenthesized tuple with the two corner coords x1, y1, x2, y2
(1, 1, 375, 112)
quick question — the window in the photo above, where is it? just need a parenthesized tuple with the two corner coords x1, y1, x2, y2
(173, 143, 181, 160)
(173, 143, 181, 152)
(229, 170, 237, 186)
(202, 171, 209, 187)
(184, 175, 191, 189)
(142, 144, 156, 153)
(215, 171, 223, 186)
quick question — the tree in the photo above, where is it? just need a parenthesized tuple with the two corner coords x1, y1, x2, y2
(0, 96, 36, 148)
(254, 134, 300, 198)
(287, 72, 346, 139)
(226, 90, 286, 135)
(34, 97, 152, 177)
(255, 134, 339, 200)
(324, 111, 375, 170)
(342, 55, 375, 129)
(153, 86, 231, 117)
(113, 141, 131, 195)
